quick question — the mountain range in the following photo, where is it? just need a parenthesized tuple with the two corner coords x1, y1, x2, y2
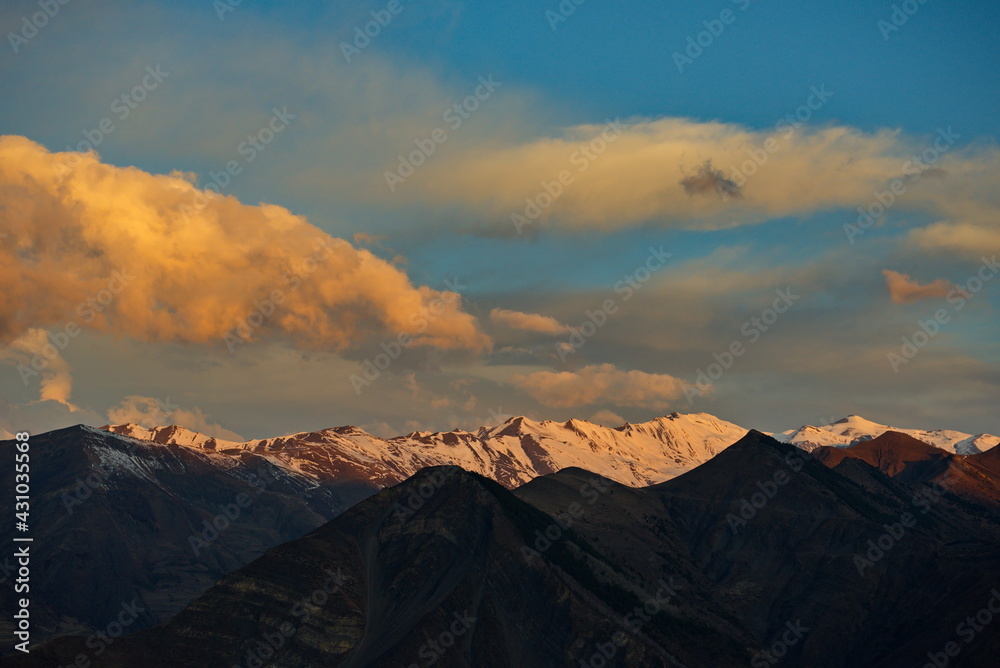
(104, 412, 1000, 491)
(2, 413, 998, 666)
(774, 414, 1000, 454)
(103, 412, 749, 489)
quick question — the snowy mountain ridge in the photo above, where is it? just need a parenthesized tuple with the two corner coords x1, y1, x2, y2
(102, 412, 999, 489)
(774, 414, 1000, 455)
(103, 412, 747, 488)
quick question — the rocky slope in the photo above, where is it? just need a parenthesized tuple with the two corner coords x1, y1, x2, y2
(12, 432, 1000, 667)
(0, 426, 377, 647)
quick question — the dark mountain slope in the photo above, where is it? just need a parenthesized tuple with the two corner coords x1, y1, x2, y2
(0, 426, 377, 647)
(813, 430, 953, 482)
(6, 431, 1000, 667)
(816, 430, 1000, 511)
(522, 432, 1000, 667)
(7, 466, 754, 667)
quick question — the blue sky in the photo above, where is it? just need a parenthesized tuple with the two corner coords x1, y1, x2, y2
(1, 0, 998, 439)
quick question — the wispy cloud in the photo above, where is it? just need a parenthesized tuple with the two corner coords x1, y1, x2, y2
(490, 308, 569, 335)
(0, 329, 77, 411)
(379, 118, 1000, 243)
(106, 395, 244, 441)
(882, 269, 964, 303)
(512, 363, 685, 410)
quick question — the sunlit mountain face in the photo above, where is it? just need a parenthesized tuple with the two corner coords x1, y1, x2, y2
(2, 1, 998, 666)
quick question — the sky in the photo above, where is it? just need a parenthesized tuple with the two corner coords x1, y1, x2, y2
(1, 0, 999, 440)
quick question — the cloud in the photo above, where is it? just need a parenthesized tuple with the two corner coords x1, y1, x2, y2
(512, 363, 685, 410)
(882, 269, 963, 303)
(0, 136, 489, 353)
(900, 146, 1000, 259)
(0, 329, 77, 411)
(489, 308, 569, 335)
(379, 118, 1000, 239)
(7, 4, 996, 258)
(353, 232, 387, 247)
(363, 421, 399, 439)
(909, 221, 1000, 259)
(680, 160, 743, 199)
(588, 409, 626, 426)
(106, 395, 244, 441)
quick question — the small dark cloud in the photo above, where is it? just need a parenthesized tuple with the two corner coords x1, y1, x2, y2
(680, 160, 743, 199)
(485, 346, 553, 367)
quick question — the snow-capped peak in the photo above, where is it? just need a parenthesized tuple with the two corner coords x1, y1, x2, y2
(775, 415, 999, 455)
(103, 423, 242, 450)
(100, 412, 998, 491)
(101, 412, 749, 488)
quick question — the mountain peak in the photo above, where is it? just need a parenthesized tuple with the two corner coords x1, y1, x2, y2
(103, 423, 240, 450)
(90, 412, 998, 494)
(492, 415, 540, 436)
(813, 430, 953, 481)
(728, 428, 787, 453)
(88, 411, 748, 489)
(780, 415, 998, 455)
(857, 430, 950, 454)
(329, 424, 368, 435)
(830, 414, 883, 428)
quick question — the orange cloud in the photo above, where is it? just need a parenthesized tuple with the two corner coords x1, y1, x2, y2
(513, 363, 685, 410)
(882, 269, 962, 303)
(106, 395, 244, 441)
(0, 136, 489, 352)
(390, 119, 912, 231)
(0, 329, 77, 411)
(489, 308, 569, 335)
(379, 117, 1000, 249)
(587, 409, 626, 426)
